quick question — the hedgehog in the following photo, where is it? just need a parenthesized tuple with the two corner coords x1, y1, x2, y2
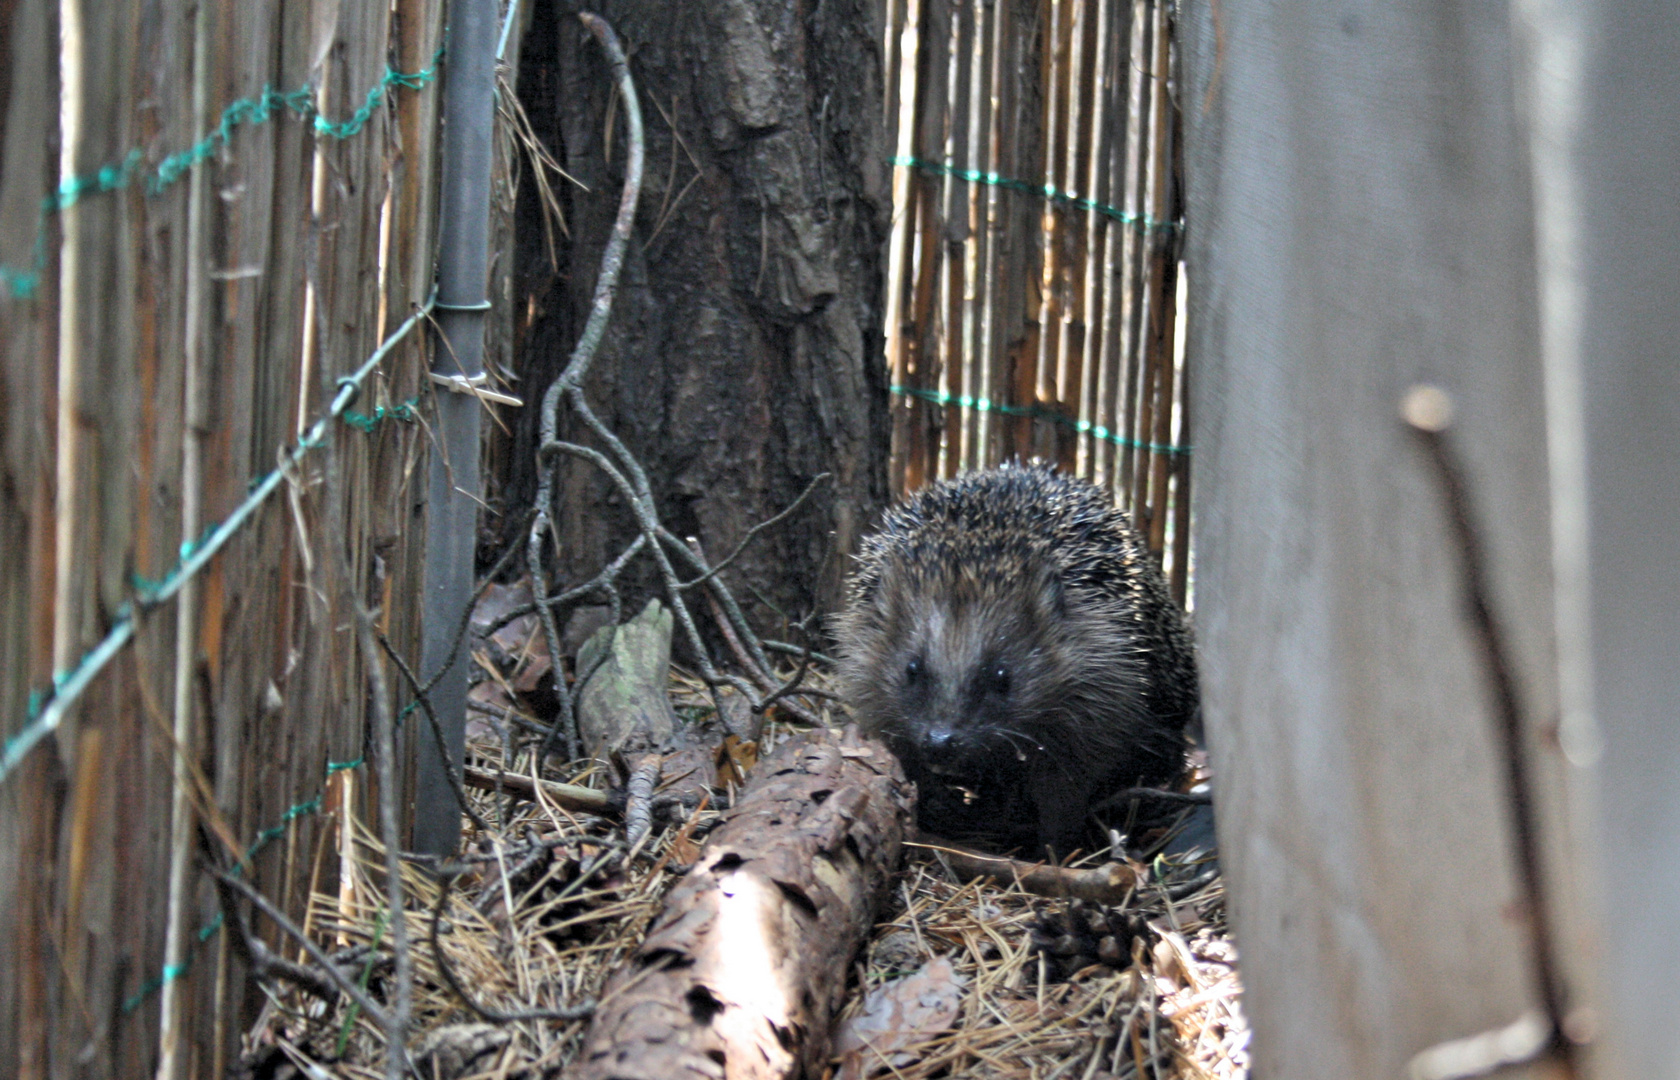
(834, 462, 1199, 852)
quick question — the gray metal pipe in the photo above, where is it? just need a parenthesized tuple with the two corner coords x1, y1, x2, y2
(415, 0, 498, 857)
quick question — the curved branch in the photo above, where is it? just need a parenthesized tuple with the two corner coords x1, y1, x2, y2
(528, 12, 646, 762)
(676, 473, 831, 591)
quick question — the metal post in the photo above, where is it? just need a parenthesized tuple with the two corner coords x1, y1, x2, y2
(415, 0, 497, 856)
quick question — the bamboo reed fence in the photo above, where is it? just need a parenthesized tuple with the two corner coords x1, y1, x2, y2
(881, 0, 1191, 601)
(0, 1, 451, 1074)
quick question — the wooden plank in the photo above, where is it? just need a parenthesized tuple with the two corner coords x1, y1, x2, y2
(1091, 0, 1132, 492)
(1178, 1, 1585, 1075)
(1032, 0, 1068, 465)
(996, 0, 1043, 467)
(958, 0, 992, 472)
(1138, 0, 1177, 556)
(935, 0, 969, 479)
(52, 3, 153, 1075)
(1515, 2, 1680, 1076)
(908, 0, 952, 489)
(884, 0, 921, 495)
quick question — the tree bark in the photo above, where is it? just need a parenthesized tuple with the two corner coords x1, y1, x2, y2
(500, 0, 891, 634)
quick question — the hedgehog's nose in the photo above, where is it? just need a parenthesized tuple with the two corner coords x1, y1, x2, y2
(918, 724, 958, 761)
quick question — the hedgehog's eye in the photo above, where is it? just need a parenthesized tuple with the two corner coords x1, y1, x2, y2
(905, 657, 923, 683)
(988, 665, 1011, 696)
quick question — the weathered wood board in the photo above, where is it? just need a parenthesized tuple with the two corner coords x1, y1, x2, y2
(1178, 1, 1600, 1077)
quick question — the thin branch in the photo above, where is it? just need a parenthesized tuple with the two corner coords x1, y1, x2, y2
(752, 616, 817, 717)
(1091, 786, 1214, 812)
(762, 639, 839, 668)
(530, 523, 579, 762)
(675, 473, 831, 591)
(481, 533, 648, 638)
(520, 12, 834, 766)
(543, 441, 760, 705)
(211, 867, 393, 1029)
(377, 631, 494, 833)
(530, 12, 643, 472)
(659, 528, 775, 676)
(209, 868, 348, 1006)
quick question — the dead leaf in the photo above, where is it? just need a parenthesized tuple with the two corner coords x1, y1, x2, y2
(409, 1022, 509, 1078)
(833, 955, 966, 1080)
(718, 734, 758, 785)
(472, 579, 534, 633)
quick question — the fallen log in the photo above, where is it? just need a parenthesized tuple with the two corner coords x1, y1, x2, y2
(570, 725, 914, 1080)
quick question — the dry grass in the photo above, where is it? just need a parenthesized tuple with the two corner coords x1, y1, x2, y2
(240, 668, 1246, 1079)
(833, 833, 1246, 1080)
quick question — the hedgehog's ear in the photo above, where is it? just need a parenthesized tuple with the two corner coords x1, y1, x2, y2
(1029, 562, 1067, 622)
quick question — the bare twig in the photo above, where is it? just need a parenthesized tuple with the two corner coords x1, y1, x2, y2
(209, 868, 349, 1006)
(211, 867, 393, 1029)
(752, 614, 817, 717)
(471, 841, 553, 916)
(661, 530, 774, 672)
(544, 441, 762, 706)
(683, 539, 823, 725)
(762, 639, 839, 668)
(400, 832, 624, 867)
(675, 473, 831, 591)
(1091, 785, 1214, 812)
(482, 533, 649, 639)
(460, 764, 611, 813)
(523, 12, 829, 767)
(378, 631, 494, 833)
(646, 93, 705, 246)
(528, 14, 645, 764)
(530, 532, 580, 763)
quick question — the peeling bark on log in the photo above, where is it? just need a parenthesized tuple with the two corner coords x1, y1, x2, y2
(570, 726, 914, 1080)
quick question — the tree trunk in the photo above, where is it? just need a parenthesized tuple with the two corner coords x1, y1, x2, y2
(499, 0, 891, 636)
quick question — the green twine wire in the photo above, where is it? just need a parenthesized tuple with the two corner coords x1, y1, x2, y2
(123, 401, 417, 601)
(0, 38, 444, 1009)
(340, 397, 421, 433)
(892, 384, 1191, 456)
(892, 156, 1181, 233)
(2, 296, 432, 1006)
(1, 48, 444, 302)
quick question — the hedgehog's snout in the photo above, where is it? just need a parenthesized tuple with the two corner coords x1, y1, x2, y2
(916, 722, 959, 766)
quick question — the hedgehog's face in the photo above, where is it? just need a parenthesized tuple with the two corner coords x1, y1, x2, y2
(858, 559, 1069, 786)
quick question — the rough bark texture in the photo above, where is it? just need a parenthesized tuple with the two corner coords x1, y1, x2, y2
(499, 0, 892, 634)
(571, 726, 913, 1080)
